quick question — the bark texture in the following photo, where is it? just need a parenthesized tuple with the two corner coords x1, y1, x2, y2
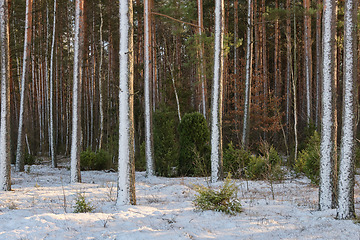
(337, 0, 357, 220)
(70, 0, 84, 183)
(117, 0, 136, 206)
(0, 0, 11, 191)
(319, 0, 337, 210)
(210, 0, 224, 183)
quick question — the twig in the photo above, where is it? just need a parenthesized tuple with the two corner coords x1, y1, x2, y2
(151, 12, 202, 29)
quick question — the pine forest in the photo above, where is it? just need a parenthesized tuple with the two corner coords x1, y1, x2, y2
(0, 0, 360, 238)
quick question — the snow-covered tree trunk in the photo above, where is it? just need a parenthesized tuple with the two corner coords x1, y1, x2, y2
(211, 0, 224, 183)
(241, 0, 252, 149)
(117, 0, 136, 206)
(198, 0, 207, 119)
(70, 0, 84, 183)
(337, 0, 357, 220)
(98, 1, 104, 151)
(285, 0, 291, 137)
(144, 0, 154, 176)
(49, 0, 57, 168)
(0, 0, 11, 191)
(304, 0, 312, 124)
(274, 0, 280, 97)
(319, 0, 336, 210)
(15, 0, 32, 172)
(315, 0, 322, 128)
(293, 2, 298, 161)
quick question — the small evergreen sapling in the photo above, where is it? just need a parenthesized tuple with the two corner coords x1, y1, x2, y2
(73, 192, 95, 213)
(193, 174, 242, 215)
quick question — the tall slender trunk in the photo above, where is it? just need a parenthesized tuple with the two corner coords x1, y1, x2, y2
(315, 0, 322, 128)
(262, 0, 267, 140)
(198, 0, 207, 119)
(0, 0, 11, 190)
(286, 0, 291, 138)
(337, 0, 357, 220)
(304, 0, 312, 124)
(274, 0, 280, 97)
(319, 0, 337, 210)
(49, 0, 57, 168)
(242, 0, 253, 149)
(211, 0, 224, 183)
(234, 0, 238, 110)
(15, 0, 32, 172)
(144, 0, 154, 176)
(98, 1, 104, 150)
(71, 0, 84, 183)
(293, 0, 298, 161)
(117, 0, 136, 206)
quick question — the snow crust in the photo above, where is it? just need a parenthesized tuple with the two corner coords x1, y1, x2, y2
(1, 163, 360, 239)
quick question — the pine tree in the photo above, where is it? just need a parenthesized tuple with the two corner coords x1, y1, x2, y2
(210, 0, 224, 183)
(71, 0, 84, 183)
(319, 0, 337, 210)
(242, 0, 253, 149)
(337, 0, 357, 220)
(117, 0, 136, 206)
(144, 0, 154, 177)
(15, 0, 32, 172)
(0, 0, 11, 191)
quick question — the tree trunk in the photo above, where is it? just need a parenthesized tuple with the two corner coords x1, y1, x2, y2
(319, 0, 337, 210)
(144, 0, 154, 176)
(49, 0, 57, 168)
(0, 0, 10, 191)
(262, 0, 267, 140)
(70, 0, 84, 183)
(242, 0, 253, 149)
(304, 0, 312, 124)
(315, 0, 322, 128)
(198, 0, 207, 119)
(337, 0, 357, 220)
(15, 0, 32, 172)
(98, 1, 104, 150)
(211, 0, 224, 183)
(293, 0, 298, 161)
(286, 0, 291, 138)
(117, 0, 136, 206)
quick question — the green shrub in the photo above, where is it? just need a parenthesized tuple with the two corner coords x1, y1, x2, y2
(268, 146, 282, 166)
(24, 153, 35, 165)
(246, 155, 267, 180)
(73, 192, 95, 213)
(80, 149, 112, 170)
(178, 112, 210, 176)
(136, 142, 146, 171)
(246, 142, 284, 181)
(295, 131, 320, 184)
(355, 145, 360, 168)
(246, 155, 284, 180)
(153, 107, 179, 177)
(193, 174, 242, 215)
(223, 142, 251, 178)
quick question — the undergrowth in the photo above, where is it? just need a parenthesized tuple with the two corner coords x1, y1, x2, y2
(193, 174, 242, 215)
(73, 192, 95, 213)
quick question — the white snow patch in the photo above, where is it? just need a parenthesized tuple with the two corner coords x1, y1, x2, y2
(0, 162, 359, 239)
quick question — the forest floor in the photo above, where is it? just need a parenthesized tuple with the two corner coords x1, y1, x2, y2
(0, 158, 360, 240)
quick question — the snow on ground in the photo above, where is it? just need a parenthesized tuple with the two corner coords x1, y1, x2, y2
(0, 159, 359, 240)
